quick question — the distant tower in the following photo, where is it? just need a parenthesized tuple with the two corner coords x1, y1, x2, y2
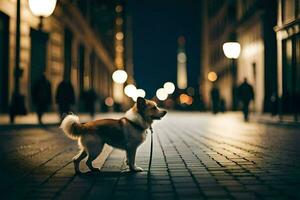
(177, 36, 187, 89)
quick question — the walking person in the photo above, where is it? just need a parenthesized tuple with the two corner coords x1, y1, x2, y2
(82, 88, 97, 118)
(238, 78, 254, 121)
(210, 86, 220, 114)
(55, 79, 75, 121)
(31, 74, 52, 124)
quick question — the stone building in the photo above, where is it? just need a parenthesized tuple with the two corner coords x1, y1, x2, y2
(275, 0, 300, 119)
(0, 0, 131, 114)
(201, 0, 277, 113)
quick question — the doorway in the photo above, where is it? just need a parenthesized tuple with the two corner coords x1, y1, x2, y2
(30, 28, 49, 109)
(0, 12, 9, 113)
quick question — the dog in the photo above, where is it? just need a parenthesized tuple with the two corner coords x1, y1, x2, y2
(60, 97, 167, 174)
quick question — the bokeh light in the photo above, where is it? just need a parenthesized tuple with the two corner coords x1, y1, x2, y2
(177, 52, 187, 63)
(163, 82, 175, 94)
(137, 89, 146, 98)
(156, 88, 168, 101)
(124, 84, 136, 97)
(112, 70, 128, 84)
(105, 97, 114, 107)
(179, 94, 193, 105)
(115, 5, 123, 13)
(115, 32, 124, 40)
(208, 71, 218, 82)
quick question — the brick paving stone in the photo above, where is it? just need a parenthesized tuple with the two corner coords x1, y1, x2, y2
(1, 113, 300, 199)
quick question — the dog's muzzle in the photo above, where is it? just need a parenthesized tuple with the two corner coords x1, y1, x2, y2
(152, 110, 167, 120)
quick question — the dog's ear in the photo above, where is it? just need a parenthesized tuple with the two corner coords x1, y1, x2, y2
(137, 97, 146, 111)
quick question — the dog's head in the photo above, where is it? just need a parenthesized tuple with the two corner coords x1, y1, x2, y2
(136, 97, 167, 122)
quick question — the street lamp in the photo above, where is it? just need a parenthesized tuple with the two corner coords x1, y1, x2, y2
(222, 42, 241, 59)
(28, 0, 57, 29)
(222, 41, 241, 110)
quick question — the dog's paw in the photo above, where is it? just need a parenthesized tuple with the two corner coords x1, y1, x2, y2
(130, 166, 143, 172)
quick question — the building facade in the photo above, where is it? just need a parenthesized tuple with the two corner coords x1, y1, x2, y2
(0, 0, 131, 114)
(275, 0, 300, 119)
(201, 0, 277, 113)
(200, 0, 237, 110)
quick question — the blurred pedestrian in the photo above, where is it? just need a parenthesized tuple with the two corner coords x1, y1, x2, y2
(55, 79, 75, 120)
(238, 78, 254, 121)
(31, 74, 52, 124)
(210, 86, 220, 114)
(220, 98, 226, 113)
(82, 88, 97, 118)
(270, 92, 278, 116)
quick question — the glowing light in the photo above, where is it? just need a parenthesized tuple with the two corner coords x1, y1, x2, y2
(115, 5, 123, 13)
(115, 57, 123, 67)
(179, 94, 193, 105)
(112, 70, 127, 84)
(208, 71, 218, 82)
(129, 88, 146, 102)
(115, 32, 124, 40)
(116, 45, 124, 53)
(105, 97, 114, 107)
(137, 89, 146, 98)
(177, 52, 187, 63)
(156, 88, 168, 101)
(124, 84, 136, 97)
(28, 0, 57, 17)
(116, 18, 123, 25)
(222, 42, 241, 59)
(163, 82, 175, 94)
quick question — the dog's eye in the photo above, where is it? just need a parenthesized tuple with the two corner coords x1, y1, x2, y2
(151, 106, 156, 110)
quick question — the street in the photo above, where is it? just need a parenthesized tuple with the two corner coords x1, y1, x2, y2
(0, 112, 300, 200)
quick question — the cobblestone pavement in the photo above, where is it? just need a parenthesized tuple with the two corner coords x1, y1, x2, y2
(0, 112, 300, 200)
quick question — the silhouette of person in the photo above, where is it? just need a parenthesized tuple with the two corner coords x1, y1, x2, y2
(210, 86, 220, 114)
(55, 79, 75, 120)
(82, 88, 97, 118)
(220, 98, 226, 113)
(238, 78, 254, 121)
(31, 74, 52, 124)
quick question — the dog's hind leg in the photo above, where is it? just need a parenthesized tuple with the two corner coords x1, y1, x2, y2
(86, 144, 103, 172)
(73, 150, 87, 174)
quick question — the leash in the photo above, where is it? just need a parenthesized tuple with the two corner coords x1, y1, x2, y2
(148, 125, 154, 173)
(147, 125, 154, 200)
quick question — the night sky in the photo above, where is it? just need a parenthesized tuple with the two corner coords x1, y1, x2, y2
(129, 0, 202, 98)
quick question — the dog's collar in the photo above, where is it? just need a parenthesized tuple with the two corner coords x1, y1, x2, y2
(124, 108, 150, 130)
(124, 118, 146, 131)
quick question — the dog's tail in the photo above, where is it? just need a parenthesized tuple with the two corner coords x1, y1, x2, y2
(60, 114, 85, 140)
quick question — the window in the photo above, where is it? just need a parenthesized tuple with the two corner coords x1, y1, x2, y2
(283, 0, 295, 23)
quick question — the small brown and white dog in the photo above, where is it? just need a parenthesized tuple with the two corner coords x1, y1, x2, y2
(60, 97, 167, 174)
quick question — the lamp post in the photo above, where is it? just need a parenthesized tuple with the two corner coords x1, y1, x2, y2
(9, 0, 26, 123)
(9, 0, 57, 123)
(28, 0, 57, 29)
(222, 41, 241, 110)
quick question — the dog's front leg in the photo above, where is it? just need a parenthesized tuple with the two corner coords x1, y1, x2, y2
(126, 148, 143, 172)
